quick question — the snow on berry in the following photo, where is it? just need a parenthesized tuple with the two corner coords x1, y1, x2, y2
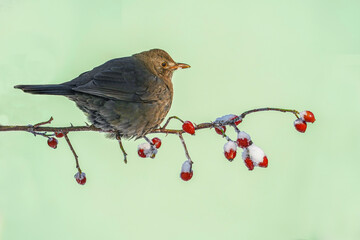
(151, 137, 162, 149)
(180, 160, 193, 181)
(55, 132, 64, 138)
(74, 172, 86, 185)
(214, 114, 242, 125)
(294, 119, 307, 133)
(224, 141, 237, 161)
(47, 137, 58, 149)
(215, 126, 226, 135)
(182, 121, 195, 135)
(300, 111, 316, 123)
(236, 131, 252, 148)
(247, 144, 268, 167)
(137, 142, 157, 158)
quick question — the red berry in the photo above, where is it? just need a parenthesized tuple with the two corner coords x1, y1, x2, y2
(215, 126, 226, 135)
(151, 137, 162, 149)
(236, 131, 251, 148)
(77, 176, 86, 185)
(237, 139, 249, 148)
(180, 171, 193, 181)
(180, 160, 193, 181)
(244, 157, 254, 171)
(258, 156, 268, 168)
(300, 111, 316, 123)
(47, 137, 58, 149)
(55, 132, 64, 138)
(224, 149, 237, 161)
(224, 141, 237, 161)
(74, 172, 86, 185)
(182, 121, 195, 135)
(138, 149, 146, 158)
(230, 115, 242, 125)
(294, 119, 307, 133)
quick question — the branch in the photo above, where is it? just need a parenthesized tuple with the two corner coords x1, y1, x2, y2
(0, 107, 300, 134)
(0, 107, 315, 184)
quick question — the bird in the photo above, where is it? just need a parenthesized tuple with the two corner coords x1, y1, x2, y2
(15, 49, 190, 140)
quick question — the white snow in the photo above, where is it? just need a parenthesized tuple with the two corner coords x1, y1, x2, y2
(247, 144, 265, 165)
(138, 142, 151, 150)
(300, 111, 305, 119)
(214, 114, 237, 124)
(74, 172, 86, 180)
(181, 160, 192, 173)
(237, 131, 251, 140)
(223, 141, 237, 152)
(138, 142, 157, 157)
(241, 149, 249, 160)
(294, 118, 305, 126)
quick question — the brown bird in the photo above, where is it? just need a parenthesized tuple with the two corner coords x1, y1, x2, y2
(14, 49, 190, 140)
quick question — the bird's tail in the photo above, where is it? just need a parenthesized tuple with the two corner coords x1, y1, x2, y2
(14, 84, 73, 95)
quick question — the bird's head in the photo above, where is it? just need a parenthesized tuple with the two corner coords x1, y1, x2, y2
(133, 49, 190, 81)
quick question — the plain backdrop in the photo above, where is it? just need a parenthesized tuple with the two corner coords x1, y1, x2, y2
(0, 0, 359, 239)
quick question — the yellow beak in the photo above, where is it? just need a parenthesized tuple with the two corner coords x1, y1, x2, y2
(170, 63, 191, 70)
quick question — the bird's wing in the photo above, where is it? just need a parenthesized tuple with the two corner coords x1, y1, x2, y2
(70, 57, 163, 102)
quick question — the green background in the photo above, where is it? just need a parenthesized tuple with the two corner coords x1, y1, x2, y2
(0, 0, 359, 239)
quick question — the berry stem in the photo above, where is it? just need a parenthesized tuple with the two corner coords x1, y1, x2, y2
(232, 124, 241, 134)
(178, 133, 193, 164)
(64, 133, 82, 174)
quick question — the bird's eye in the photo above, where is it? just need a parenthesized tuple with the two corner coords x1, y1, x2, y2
(161, 62, 167, 67)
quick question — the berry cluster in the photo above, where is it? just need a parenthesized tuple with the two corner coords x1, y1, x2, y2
(46, 132, 64, 149)
(294, 111, 316, 133)
(137, 137, 162, 158)
(214, 115, 268, 170)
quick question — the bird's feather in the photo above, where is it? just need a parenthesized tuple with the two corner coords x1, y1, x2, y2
(70, 57, 164, 102)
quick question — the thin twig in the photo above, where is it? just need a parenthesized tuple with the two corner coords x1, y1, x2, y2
(240, 107, 299, 119)
(33, 116, 54, 128)
(178, 133, 192, 163)
(160, 116, 184, 129)
(64, 133, 82, 174)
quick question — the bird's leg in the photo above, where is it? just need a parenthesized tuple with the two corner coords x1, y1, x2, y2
(161, 116, 184, 129)
(143, 136, 157, 158)
(116, 133, 127, 164)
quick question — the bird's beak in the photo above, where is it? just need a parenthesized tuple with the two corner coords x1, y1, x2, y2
(170, 63, 191, 70)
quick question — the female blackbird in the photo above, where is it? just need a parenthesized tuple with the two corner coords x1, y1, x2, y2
(15, 49, 190, 139)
